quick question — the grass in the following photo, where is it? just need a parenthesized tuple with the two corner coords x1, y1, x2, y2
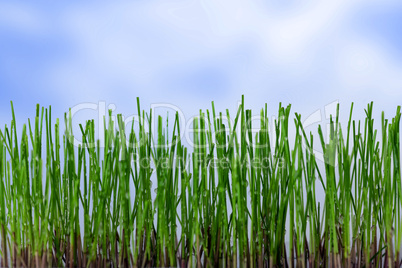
(0, 96, 401, 267)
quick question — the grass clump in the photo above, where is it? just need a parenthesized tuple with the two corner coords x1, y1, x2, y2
(0, 97, 401, 267)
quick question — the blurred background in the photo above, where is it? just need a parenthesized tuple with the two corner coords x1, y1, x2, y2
(1, 0, 402, 145)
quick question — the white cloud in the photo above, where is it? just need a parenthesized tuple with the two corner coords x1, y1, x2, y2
(336, 37, 402, 95)
(2, 0, 402, 119)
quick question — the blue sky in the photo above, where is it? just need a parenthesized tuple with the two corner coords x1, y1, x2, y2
(1, 0, 402, 134)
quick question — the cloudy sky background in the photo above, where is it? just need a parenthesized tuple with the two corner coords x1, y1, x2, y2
(1, 0, 402, 145)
